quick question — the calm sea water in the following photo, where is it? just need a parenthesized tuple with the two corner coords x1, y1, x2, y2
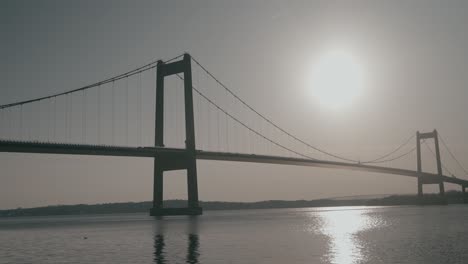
(1, 205, 467, 264)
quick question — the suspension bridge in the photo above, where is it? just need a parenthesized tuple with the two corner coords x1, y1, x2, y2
(1, 53, 467, 215)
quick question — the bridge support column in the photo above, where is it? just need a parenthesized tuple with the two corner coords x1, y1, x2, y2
(153, 166, 164, 209)
(417, 132, 423, 197)
(417, 179, 423, 197)
(433, 132, 445, 196)
(416, 130, 446, 202)
(187, 162, 200, 209)
(150, 54, 202, 216)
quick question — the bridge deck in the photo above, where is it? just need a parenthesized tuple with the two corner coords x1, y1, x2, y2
(197, 151, 467, 186)
(0, 140, 467, 186)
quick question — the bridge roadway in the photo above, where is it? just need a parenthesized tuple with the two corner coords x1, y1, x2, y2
(1, 140, 467, 186)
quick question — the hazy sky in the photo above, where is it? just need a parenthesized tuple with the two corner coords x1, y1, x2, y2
(1, 0, 468, 209)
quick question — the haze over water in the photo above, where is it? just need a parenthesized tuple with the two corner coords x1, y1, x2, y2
(1, 205, 467, 264)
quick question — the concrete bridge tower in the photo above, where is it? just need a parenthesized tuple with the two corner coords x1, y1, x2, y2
(416, 130, 445, 198)
(150, 54, 202, 216)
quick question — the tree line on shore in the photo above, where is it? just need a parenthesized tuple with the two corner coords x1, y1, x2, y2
(1, 190, 465, 217)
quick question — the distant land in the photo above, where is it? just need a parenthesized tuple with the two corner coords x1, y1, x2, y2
(1, 191, 466, 217)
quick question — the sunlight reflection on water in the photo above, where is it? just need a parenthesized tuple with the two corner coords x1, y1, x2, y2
(3, 206, 468, 263)
(310, 207, 388, 264)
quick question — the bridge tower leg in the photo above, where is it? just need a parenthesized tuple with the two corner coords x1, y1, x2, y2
(416, 130, 446, 201)
(416, 131, 423, 197)
(433, 131, 445, 196)
(150, 54, 202, 216)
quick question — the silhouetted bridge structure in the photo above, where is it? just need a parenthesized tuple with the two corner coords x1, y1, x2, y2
(1, 54, 467, 215)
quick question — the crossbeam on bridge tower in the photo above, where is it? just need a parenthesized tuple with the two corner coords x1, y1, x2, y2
(416, 129, 445, 198)
(150, 54, 202, 216)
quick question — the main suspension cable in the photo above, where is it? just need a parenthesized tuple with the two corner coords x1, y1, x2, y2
(423, 140, 456, 177)
(175, 74, 317, 160)
(438, 132, 468, 175)
(362, 134, 415, 164)
(363, 145, 418, 164)
(190, 56, 357, 163)
(0, 54, 184, 110)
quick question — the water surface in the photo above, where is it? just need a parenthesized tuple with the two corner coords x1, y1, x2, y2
(1, 205, 467, 263)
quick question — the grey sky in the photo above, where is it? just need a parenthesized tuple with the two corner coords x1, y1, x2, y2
(1, 0, 468, 209)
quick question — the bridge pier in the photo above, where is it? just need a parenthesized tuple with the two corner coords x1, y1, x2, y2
(153, 166, 164, 209)
(438, 182, 445, 196)
(150, 54, 202, 216)
(416, 130, 446, 200)
(417, 178, 423, 197)
(150, 165, 202, 216)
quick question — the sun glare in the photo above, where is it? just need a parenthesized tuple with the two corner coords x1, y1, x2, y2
(309, 50, 365, 109)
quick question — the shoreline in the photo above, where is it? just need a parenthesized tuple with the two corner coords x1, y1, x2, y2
(1, 191, 466, 218)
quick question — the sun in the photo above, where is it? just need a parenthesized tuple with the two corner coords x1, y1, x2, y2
(309, 49, 365, 109)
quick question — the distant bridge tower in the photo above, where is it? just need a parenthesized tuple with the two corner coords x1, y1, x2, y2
(416, 130, 445, 198)
(150, 54, 202, 216)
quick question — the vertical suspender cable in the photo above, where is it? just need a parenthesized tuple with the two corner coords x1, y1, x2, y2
(172, 78, 176, 147)
(28, 104, 31, 141)
(47, 100, 50, 142)
(42, 100, 45, 142)
(194, 66, 198, 148)
(29, 103, 32, 141)
(5, 109, 8, 139)
(196, 87, 201, 150)
(250, 108, 253, 154)
(260, 119, 264, 154)
(68, 94, 71, 142)
(20, 105, 23, 141)
(111, 81, 115, 145)
(217, 109, 220, 151)
(233, 99, 238, 153)
(66, 95, 68, 142)
(138, 73, 142, 146)
(247, 107, 251, 154)
(0, 109, 3, 139)
(53, 97, 56, 141)
(69, 94, 72, 142)
(224, 86, 229, 152)
(175, 78, 179, 147)
(207, 97, 210, 151)
(9, 108, 12, 139)
(98, 84, 101, 144)
(225, 111, 228, 152)
(83, 90, 86, 144)
(43, 101, 46, 141)
(11, 108, 14, 140)
(252, 112, 255, 154)
(178, 78, 182, 147)
(126, 77, 129, 146)
(64, 95, 67, 142)
(67, 94, 69, 141)
(27, 103, 31, 141)
(34, 102, 38, 141)
(197, 67, 202, 150)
